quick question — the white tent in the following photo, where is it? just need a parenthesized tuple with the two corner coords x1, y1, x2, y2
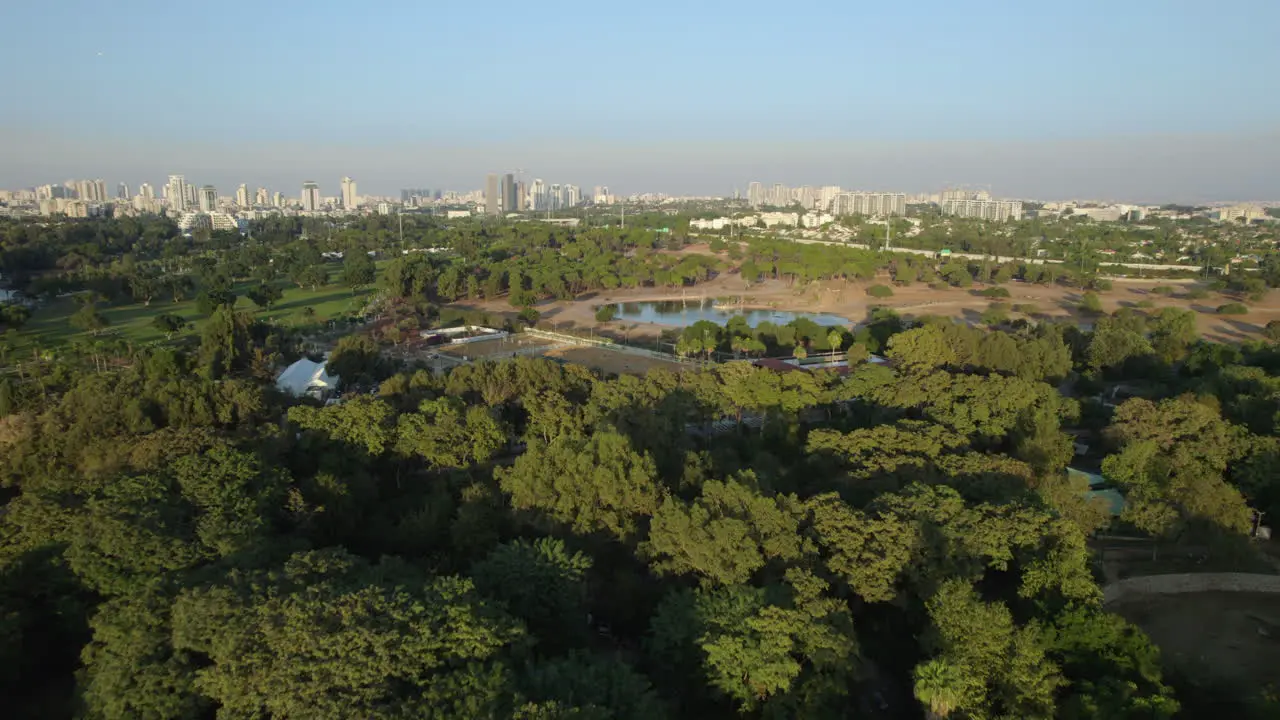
(276, 357, 339, 397)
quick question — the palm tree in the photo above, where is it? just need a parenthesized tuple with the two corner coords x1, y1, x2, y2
(913, 659, 966, 720)
(827, 329, 843, 356)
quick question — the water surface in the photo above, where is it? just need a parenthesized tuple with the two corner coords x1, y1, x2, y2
(612, 300, 852, 328)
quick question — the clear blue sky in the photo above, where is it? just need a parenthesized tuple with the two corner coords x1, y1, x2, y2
(2, 0, 1278, 201)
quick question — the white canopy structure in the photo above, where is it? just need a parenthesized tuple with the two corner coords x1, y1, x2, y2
(276, 357, 339, 397)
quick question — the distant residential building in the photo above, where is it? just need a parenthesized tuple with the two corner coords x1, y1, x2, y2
(941, 188, 991, 204)
(759, 211, 800, 227)
(770, 183, 788, 207)
(485, 174, 500, 215)
(272, 191, 284, 208)
(116, 182, 130, 200)
(832, 192, 907, 217)
(301, 181, 321, 212)
(516, 181, 527, 211)
(690, 217, 734, 231)
(198, 185, 217, 212)
(802, 212, 834, 228)
(941, 198, 1024, 221)
(747, 181, 765, 208)
(340, 176, 358, 209)
(501, 174, 517, 213)
(446, 210, 472, 219)
(376, 202, 392, 215)
(1214, 204, 1268, 223)
(255, 187, 269, 206)
(235, 184, 249, 208)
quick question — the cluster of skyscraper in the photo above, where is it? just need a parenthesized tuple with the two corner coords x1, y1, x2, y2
(483, 174, 591, 215)
(746, 182, 906, 217)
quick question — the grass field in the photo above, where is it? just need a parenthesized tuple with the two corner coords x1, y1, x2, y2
(9, 266, 379, 352)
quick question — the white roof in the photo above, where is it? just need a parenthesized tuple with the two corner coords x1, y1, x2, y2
(276, 357, 339, 396)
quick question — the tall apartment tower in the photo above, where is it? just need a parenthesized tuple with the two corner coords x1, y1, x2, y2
(166, 175, 189, 213)
(198, 185, 217, 212)
(235, 184, 249, 208)
(747, 182, 764, 208)
(340, 176, 358, 209)
(116, 182, 130, 200)
(501, 173, 517, 213)
(301, 181, 321, 212)
(485, 174, 500, 215)
(255, 187, 270, 206)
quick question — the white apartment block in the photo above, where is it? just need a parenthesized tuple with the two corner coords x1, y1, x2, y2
(831, 192, 906, 217)
(941, 199, 1024, 221)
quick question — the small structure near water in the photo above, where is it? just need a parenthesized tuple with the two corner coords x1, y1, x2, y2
(276, 357, 339, 400)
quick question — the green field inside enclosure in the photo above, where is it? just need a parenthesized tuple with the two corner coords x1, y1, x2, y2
(6, 264, 384, 352)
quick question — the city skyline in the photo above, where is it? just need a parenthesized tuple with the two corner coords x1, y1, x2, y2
(1, 1, 1276, 202)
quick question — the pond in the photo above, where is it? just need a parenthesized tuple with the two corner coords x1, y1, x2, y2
(611, 300, 853, 328)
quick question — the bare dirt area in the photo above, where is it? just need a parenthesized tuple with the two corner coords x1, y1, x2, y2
(451, 271, 1280, 344)
(1111, 592, 1280, 696)
(436, 335, 557, 359)
(541, 346, 687, 376)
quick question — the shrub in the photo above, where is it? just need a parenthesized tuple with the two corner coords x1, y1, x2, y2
(981, 303, 1010, 326)
(1217, 303, 1248, 315)
(1013, 303, 1039, 315)
(1266, 320, 1280, 342)
(518, 307, 541, 326)
(928, 282, 949, 291)
(1136, 299, 1156, 309)
(1090, 278, 1113, 292)
(1151, 285, 1174, 296)
(594, 305, 617, 322)
(976, 286, 1011, 299)
(1185, 288, 1209, 300)
(866, 284, 894, 298)
(1078, 292, 1104, 315)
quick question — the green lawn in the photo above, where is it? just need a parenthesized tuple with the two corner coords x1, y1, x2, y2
(10, 270, 380, 352)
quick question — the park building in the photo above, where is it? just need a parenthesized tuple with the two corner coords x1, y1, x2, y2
(940, 198, 1024, 221)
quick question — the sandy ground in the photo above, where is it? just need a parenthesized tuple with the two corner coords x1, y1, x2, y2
(451, 270, 1280, 344)
(436, 335, 557, 359)
(1112, 592, 1280, 695)
(541, 346, 686, 376)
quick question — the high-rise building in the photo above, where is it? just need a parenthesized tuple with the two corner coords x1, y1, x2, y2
(940, 199, 1022, 221)
(549, 184, 562, 211)
(747, 182, 764, 208)
(138, 183, 154, 200)
(235, 184, 249, 208)
(566, 185, 581, 207)
(301, 181, 321, 212)
(116, 182, 130, 200)
(529, 178, 546, 211)
(831, 192, 907, 217)
(340, 176, 358, 209)
(198, 185, 217, 212)
(185, 183, 197, 207)
(501, 173, 517, 213)
(484, 174, 500, 215)
(272, 192, 284, 208)
(770, 183, 789, 207)
(166, 175, 189, 213)
(516, 181, 527, 211)
(255, 187, 269, 206)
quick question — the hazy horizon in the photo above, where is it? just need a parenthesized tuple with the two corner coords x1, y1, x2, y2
(3, 0, 1277, 203)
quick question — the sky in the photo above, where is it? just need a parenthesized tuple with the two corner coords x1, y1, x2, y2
(1, 0, 1278, 202)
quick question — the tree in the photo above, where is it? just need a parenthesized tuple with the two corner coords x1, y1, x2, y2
(846, 342, 870, 366)
(326, 333, 391, 388)
(866, 284, 894, 298)
(913, 659, 966, 719)
(826, 329, 843, 354)
(497, 431, 661, 541)
(246, 283, 283, 310)
(195, 289, 236, 316)
(295, 264, 329, 291)
(594, 305, 617, 322)
(1266, 319, 1280, 342)
(472, 538, 591, 651)
(170, 549, 524, 719)
(341, 253, 376, 291)
(198, 306, 254, 377)
(642, 478, 807, 586)
(71, 304, 109, 335)
(151, 314, 187, 339)
(1078, 292, 1103, 315)
(0, 303, 30, 330)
